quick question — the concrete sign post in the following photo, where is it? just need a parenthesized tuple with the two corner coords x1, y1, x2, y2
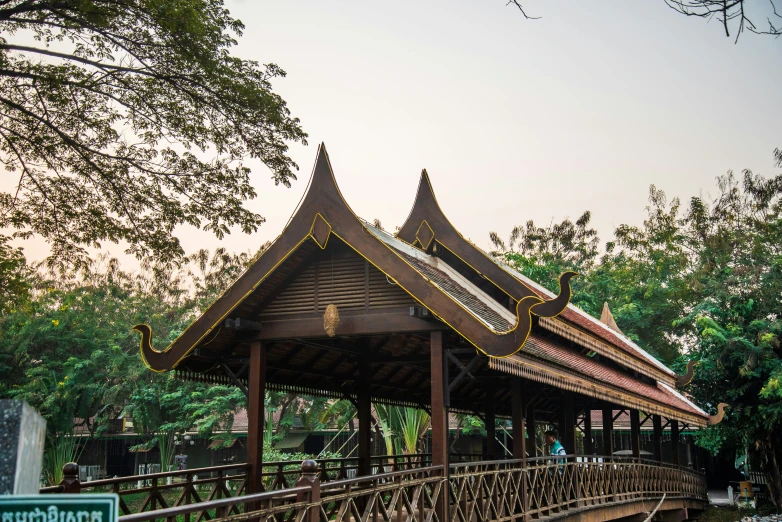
(0, 400, 47, 495)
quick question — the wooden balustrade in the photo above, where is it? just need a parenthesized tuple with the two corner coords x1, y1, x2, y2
(448, 455, 707, 522)
(45, 454, 706, 522)
(119, 462, 446, 522)
(39, 454, 453, 518)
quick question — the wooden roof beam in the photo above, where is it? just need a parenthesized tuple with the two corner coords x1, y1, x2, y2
(256, 310, 447, 341)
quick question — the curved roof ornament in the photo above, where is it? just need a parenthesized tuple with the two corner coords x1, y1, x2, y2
(677, 360, 699, 386)
(133, 324, 169, 373)
(531, 272, 578, 318)
(709, 403, 729, 425)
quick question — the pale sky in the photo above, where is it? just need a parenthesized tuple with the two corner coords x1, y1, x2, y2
(10, 0, 782, 264)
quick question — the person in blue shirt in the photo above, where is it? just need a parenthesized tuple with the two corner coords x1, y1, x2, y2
(545, 430, 567, 466)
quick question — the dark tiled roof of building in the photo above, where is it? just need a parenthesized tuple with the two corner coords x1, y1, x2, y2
(393, 249, 513, 332)
(522, 334, 705, 417)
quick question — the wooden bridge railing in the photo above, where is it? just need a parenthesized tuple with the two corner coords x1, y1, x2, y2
(40, 454, 481, 517)
(118, 463, 446, 522)
(104, 455, 706, 522)
(449, 455, 707, 522)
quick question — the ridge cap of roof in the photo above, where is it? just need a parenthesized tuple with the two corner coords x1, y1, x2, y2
(363, 221, 517, 330)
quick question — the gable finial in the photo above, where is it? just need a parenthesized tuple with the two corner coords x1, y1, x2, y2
(600, 302, 623, 334)
(297, 142, 353, 215)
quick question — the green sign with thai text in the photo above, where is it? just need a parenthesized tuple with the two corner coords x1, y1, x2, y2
(0, 495, 118, 522)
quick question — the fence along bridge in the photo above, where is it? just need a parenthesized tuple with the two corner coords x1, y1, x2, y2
(113, 145, 722, 522)
(45, 454, 707, 522)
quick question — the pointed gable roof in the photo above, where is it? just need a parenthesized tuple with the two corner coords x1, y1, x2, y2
(396, 171, 678, 385)
(135, 145, 577, 371)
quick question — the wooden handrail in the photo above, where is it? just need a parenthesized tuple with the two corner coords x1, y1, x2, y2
(52, 454, 706, 522)
(119, 487, 308, 522)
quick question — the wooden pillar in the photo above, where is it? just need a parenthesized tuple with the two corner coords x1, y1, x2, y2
(602, 406, 614, 457)
(485, 392, 497, 460)
(561, 393, 576, 454)
(670, 420, 680, 466)
(630, 410, 641, 460)
(247, 341, 267, 494)
(358, 356, 371, 476)
(526, 405, 537, 458)
(511, 378, 527, 462)
(511, 378, 529, 520)
(430, 331, 448, 468)
(652, 415, 663, 462)
(583, 408, 593, 457)
(430, 331, 448, 521)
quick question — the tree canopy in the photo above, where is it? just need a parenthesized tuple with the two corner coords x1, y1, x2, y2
(0, 0, 306, 266)
(491, 148, 782, 507)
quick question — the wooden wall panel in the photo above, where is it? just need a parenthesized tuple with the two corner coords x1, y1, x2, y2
(260, 249, 414, 318)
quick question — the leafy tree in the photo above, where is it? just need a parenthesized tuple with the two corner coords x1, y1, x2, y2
(0, 246, 259, 477)
(587, 187, 696, 363)
(676, 165, 782, 507)
(490, 197, 693, 364)
(490, 149, 782, 508)
(489, 211, 599, 295)
(0, 234, 30, 314)
(0, 0, 307, 266)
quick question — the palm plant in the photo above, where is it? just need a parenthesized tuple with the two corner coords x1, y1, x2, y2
(44, 432, 83, 485)
(394, 407, 430, 455)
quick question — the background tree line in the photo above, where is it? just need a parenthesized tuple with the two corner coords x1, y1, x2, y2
(491, 149, 782, 507)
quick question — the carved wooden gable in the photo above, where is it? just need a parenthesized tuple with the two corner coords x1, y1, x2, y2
(260, 243, 414, 318)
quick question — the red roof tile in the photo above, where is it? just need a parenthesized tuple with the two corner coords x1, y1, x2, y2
(523, 334, 704, 418)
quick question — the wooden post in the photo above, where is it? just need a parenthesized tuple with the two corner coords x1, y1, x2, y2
(602, 406, 613, 457)
(670, 420, 680, 466)
(527, 405, 537, 458)
(59, 462, 80, 493)
(652, 415, 663, 462)
(430, 331, 448, 521)
(358, 356, 371, 477)
(247, 341, 266, 494)
(561, 394, 579, 505)
(511, 378, 529, 521)
(562, 393, 576, 454)
(296, 460, 321, 522)
(630, 410, 641, 460)
(511, 378, 526, 462)
(485, 392, 497, 460)
(583, 408, 593, 457)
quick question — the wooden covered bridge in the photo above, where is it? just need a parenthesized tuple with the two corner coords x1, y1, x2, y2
(124, 145, 723, 522)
